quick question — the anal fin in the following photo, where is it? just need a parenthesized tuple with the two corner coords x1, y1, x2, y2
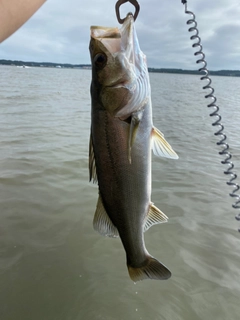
(144, 203, 168, 232)
(93, 194, 119, 238)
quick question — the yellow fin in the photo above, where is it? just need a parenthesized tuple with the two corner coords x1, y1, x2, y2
(144, 203, 168, 232)
(89, 132, 97, 183)
(128, 256, 171, 282)
(93, 194, 119, 238)
(151, 127, 178, 159)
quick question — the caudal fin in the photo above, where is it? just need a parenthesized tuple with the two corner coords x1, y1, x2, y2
(127, 256, 171, 282)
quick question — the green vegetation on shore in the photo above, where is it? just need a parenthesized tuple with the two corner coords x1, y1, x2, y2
(148, 67, 240, 77)
(1, 59, 240, 77)
(0, 59, 90, 69)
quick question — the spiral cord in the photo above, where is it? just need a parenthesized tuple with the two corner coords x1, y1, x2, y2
(182, 1, 240, 231)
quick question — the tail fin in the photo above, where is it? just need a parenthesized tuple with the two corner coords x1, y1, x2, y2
(127, 256, 171, 282)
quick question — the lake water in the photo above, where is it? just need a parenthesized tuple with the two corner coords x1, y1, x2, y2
(1, 65, 240, 320)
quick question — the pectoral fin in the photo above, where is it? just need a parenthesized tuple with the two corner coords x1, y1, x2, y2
(93, 194, 119, 238)
(89, 132, 98, 183)
(144, 203, 168, 232)
(151, 127, 178, 159)
(128, 110, 144, 163)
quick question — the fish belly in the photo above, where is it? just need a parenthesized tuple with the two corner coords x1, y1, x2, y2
(92, 106, 151, 256)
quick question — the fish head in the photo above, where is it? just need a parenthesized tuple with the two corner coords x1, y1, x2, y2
(90, 14, 149, 119)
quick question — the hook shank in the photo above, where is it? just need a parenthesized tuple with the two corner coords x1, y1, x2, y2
(115, 0, 140, 24)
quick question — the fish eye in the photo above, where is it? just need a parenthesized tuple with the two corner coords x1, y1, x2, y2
(94, 53, 107, 69)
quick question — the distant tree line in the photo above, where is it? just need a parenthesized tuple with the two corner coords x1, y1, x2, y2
(1, 59, 240, 76)
(0, 59, 90, 69)
(148, 67, 240, 77)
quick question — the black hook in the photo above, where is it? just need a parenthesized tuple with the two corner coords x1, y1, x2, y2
(115, 0, 140, 24)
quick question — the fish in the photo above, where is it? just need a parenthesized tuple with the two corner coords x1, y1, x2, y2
(89, 13, 178, 282)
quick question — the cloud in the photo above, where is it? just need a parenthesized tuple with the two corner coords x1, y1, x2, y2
(204, 24, 240, 70)
(1, 0, 240, 69)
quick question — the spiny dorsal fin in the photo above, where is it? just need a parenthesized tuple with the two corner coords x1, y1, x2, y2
(89, 132, 98, 183)
(151, 127, 179, 159)
(93, 194, 119, 238)
(144, 203, 168, 232)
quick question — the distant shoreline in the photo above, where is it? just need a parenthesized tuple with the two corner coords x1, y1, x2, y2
(1, 59, 240, 77)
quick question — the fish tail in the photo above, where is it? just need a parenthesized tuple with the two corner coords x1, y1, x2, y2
(127, 256, 171, 282)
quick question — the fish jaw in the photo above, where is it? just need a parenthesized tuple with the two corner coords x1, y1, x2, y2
(89, 14, 150, 120)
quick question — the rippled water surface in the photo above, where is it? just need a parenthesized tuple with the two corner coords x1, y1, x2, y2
(1, 66, 240, 320)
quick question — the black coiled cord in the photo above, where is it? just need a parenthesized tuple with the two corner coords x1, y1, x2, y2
(182, 0, 240, 231)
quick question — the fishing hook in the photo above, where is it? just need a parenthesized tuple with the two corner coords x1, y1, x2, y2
(182, 1, 240, 231)
(115, 0, 140, 24)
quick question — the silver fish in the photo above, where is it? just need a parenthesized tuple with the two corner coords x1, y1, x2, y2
(89, 14, 178, 281)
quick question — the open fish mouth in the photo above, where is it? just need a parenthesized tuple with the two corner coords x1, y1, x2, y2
(90, 14, 142, 71)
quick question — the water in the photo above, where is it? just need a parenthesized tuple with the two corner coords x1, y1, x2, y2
(1, 65, 240, 320)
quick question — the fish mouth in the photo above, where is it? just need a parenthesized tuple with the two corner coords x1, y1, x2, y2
(90, 14, 142, 67)
(91, 15, 141, 90)
(120, 14, 139, 63)
(90, 26, 121, 54)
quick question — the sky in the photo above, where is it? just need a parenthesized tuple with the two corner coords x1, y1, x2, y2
(1, 0, 240, 70)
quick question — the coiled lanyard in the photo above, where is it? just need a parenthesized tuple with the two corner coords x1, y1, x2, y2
(182, 0, 240, 231)
(115, 0, 240, 232)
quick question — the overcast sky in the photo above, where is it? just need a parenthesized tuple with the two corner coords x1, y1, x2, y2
(1, 0, 240, 70)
